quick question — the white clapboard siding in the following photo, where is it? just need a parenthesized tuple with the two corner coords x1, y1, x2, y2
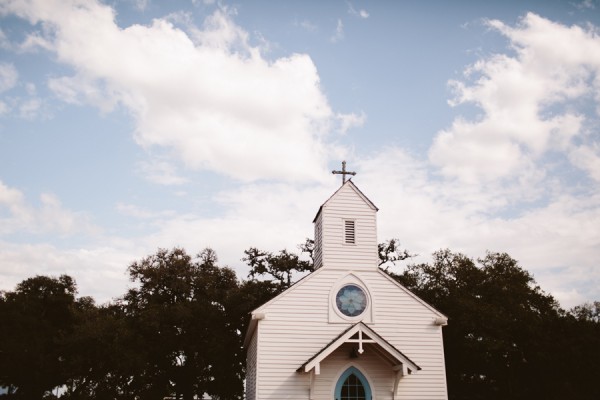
(313, 181, 378, 270)
(313, 343, 407, 400)
(245, 331, 258, 400)
(250, 268, 448, 399)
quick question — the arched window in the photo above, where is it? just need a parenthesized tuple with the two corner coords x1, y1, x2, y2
(335, 366, 372, 400)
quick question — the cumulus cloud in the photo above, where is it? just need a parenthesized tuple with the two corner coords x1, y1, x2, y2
(430, 13, 600, 185)
(1, 0, 339, 183)
(0, 240, 138, 303)
(0, 180, 97, 236)
(0, 180, 328, 303)
(337, 111, 366, 134)
(423, 14, 600, 306)
(353, 148, 600, 309)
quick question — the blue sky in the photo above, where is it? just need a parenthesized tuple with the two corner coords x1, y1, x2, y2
(1, 0, 599, 308)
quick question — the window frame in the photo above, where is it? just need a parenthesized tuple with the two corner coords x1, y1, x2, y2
(334, 366, 372, 400)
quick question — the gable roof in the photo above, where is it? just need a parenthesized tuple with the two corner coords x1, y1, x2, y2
(377, 269, 448, 321)
(313, 180, 378, 223)
(243, 267, 324, 348)
(297, 322, 421, 374)
(243, 267, 448, 348)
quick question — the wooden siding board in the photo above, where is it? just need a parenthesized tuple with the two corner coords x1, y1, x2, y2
(245, 331, 257, 400)
(251, 269, 448, 399)
(317, 182, 379, 272)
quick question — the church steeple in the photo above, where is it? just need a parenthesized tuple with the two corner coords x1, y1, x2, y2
(313, 178, 378, 270)
(245, 164, 449, 400)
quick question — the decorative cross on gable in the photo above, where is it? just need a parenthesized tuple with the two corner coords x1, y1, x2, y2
(332, 161, 356, 184)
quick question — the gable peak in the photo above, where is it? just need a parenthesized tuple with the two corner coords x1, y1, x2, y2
(313, 180, 378, 223)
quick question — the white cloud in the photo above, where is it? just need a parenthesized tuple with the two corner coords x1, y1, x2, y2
(0, 68, 46, 119)
(573, 0, 595, 10)
(430, 13, 600, 185)
(0, 180, 97, 236)
(18, 97, 41, 118)
(193, 0, 216, 5)
(136, 159, 189, 185)
(47, 74, 118, 113)
(0, 180, 325, 303)
(570, 144, 600, 181)
(0, 240, 138, 303)
(337, 111, 366, 134)
(118, 179, 336, 270)
(0, 28, 10, 49)
(131, 0, 148, 11)
(2, 0, 339, 183)
(297, 19, 318, 33)
(347, 2, 369, 19)
(353, 148, 600, 309)
(116, 203, 177, 219)
(0, 62, 17, 92)
(424, 14, 600, 307)
(2, 145, 599, 309)
(331, 19, 344, 43)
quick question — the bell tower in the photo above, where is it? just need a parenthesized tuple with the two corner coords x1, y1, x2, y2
(313, 166, 378, 270)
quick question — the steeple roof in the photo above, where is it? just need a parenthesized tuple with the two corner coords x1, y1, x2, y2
(313, 180, 378, 223)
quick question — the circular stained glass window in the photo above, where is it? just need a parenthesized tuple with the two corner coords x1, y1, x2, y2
(336, 284, 367, 317)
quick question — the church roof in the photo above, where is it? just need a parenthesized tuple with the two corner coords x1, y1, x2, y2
(312, 180, 378, 223)
(297, 322, 421, 374)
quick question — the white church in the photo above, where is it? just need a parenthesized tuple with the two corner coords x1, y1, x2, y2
(244, 173, 449, 400)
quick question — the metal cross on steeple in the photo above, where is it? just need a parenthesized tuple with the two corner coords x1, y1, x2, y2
(332, 161, 356, 184)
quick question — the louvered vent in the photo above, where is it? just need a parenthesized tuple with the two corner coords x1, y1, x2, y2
(344, 220, 355, 244)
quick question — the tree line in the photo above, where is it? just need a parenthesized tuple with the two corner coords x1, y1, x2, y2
(1, 240, 599, 399)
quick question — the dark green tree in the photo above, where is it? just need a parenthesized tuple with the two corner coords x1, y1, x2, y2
(377, 238, 414, 270)
(243, 247, 312, 288)
(0, 275, 81, 398)
(121, 247, 243, 400)
(569, 301, 600, 323)
(556, 301, 600, 399)
(391, 249, 600, 400)
(59, 301, 141, 400)
(298, 238, 315, 263)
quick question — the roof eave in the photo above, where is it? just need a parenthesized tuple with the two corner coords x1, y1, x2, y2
(297, 322, 420, 374)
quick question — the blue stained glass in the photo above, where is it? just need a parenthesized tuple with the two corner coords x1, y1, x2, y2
(336, 284, 366, 317)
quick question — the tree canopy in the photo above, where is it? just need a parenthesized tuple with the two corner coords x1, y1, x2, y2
(391, 249, 600, 400)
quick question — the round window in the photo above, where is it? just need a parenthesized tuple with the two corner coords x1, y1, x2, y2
(335, 284, 367, 317)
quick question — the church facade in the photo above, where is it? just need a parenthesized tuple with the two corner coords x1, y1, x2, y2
(244, 180, 448, 400)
